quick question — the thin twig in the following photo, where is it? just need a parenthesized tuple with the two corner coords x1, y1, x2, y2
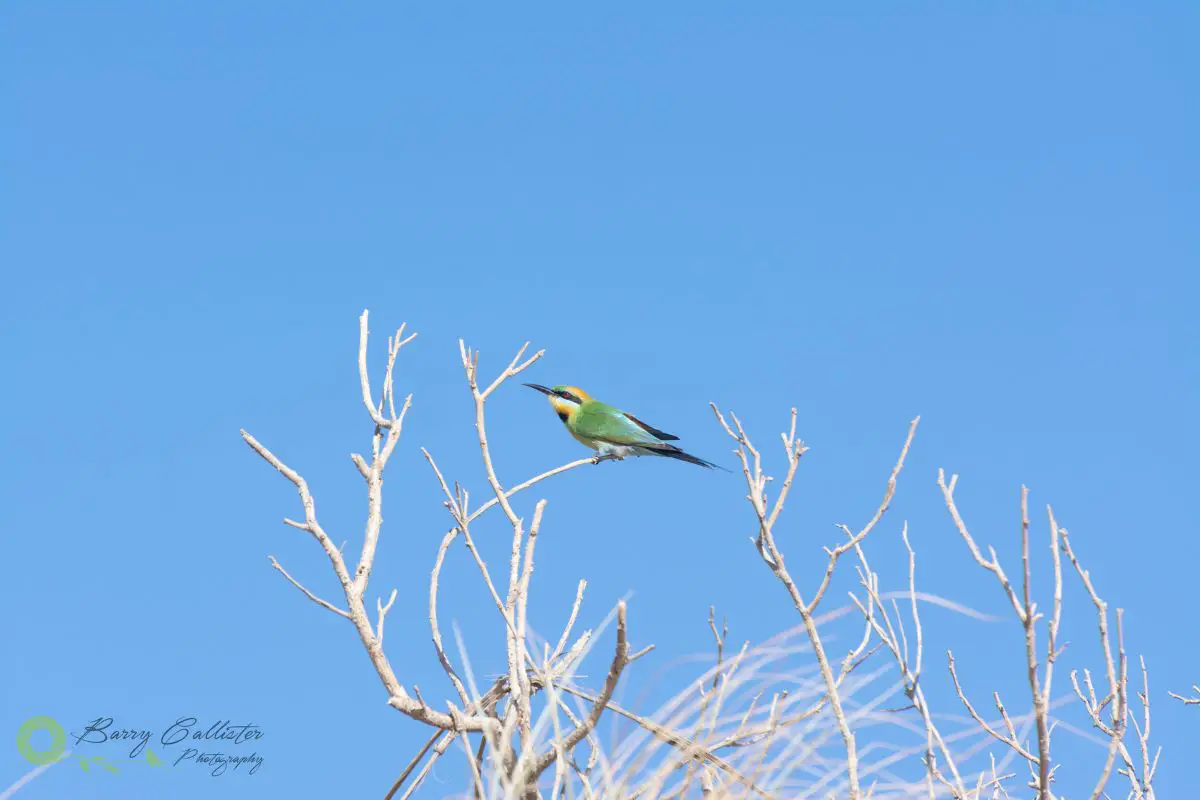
(529, 602, 630, 781)
(267, 556, 351, 619)
(1062, 527, 1128, 799)
(711, 407, 919, 799)
(1169, 686, 1200, 706)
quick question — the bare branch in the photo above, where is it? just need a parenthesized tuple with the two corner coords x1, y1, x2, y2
(467, 458, 598, 525)
(383, 731, 445, 800)
(244, 316, 503, 741)
(461, 339, 541, 531)
(512, 499, 548, 751)
(358, 310, 390, 428)
(712, 407, 922, 799)
(712, 403, 861, 796)
(555, 683, 775, 800)
(1124, 655, 1158, 797)
(351, 389, 412, 597)
(428, 529, 473, 708)
(938, 478, 1064, 798)
(850, 524, 968, 797)
(1018, 488, 1053, 797)
(241, 431, 355, 593)
(376, 588, 398, 644)
(947, 651, 1038, 763)
(358, 310, 417, 428)
(421, 449, 516, 630)
(268, 556, 351, 619)
(937, 470, 1025, 622)
(529, 601, 630, 781)
(628, 644, 655, 662)
(552, 580, 588, 664)
(1169, 685, 1200, 706)
(809, 416, 920, 610)
(1062, 527, 1129, 799)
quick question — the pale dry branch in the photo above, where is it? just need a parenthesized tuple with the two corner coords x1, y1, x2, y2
(937, 470, 1025, 623)
(809, 417, 920, 611)
(377, 588, 398, 645)
(387, 676, 513, 799)
(711, 406, 920, 799)
(350, 452, 370, 480)
(553, 683, 773, 799)
(245, 424, 498, 735)
(629, 644, 656, 663)
(457, 339, 547, 776)
(457, 731, 488, 799)
(421, 448, 516, 629)
(448, 337, 644, 795)
(529, 602, 631, 783)
(711, 406, 854, 794)
(460, 337, 543, 529)
(358, 310, 416, 429)
(1169, 686, 1200, 706)
(383, 731, 444, 800)
(267, 555, 351, 619)
(351, 389, 412, 597)
(938, 479, 1061, 798)
(658, 608, 741, 798)
(241, 431, 353, 590)
(947, 651, 1038, 764)
(1018, 489, 1054, 797)
(553, 580, 589, 664)
(243, 315, 505, 744)
(466, 457, 598, 525)
(1061, 527, 1130, 800)
(746, 691, 784, 796)
(1122, 655, 1159, 798)
(352, 312, 415, 598)
(849, 523, 968, 798)
(429, 528, 473, 708)
(512, 500, 548, 752)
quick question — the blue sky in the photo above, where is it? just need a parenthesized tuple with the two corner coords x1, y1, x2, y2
(3, 2, 1197, 797)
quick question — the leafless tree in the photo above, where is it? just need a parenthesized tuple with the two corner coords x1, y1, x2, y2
(243, 312, 762, 798)
(242, 312, 1168, 799)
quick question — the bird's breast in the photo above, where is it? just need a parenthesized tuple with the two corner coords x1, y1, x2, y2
(568, 429, 601, 451)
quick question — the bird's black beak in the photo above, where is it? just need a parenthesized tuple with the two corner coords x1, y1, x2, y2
(523, 383, 554, 396)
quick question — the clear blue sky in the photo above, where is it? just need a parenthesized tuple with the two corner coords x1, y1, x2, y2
(3, 3, 1197, 797)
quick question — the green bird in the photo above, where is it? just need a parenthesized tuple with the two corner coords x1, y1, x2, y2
(524, 383, 726, 470)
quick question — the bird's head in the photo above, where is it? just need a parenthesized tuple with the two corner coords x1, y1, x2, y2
(523, 384, 592, 418)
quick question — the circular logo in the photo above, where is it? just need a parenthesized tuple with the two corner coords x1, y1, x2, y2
(16, 716, 67, 765)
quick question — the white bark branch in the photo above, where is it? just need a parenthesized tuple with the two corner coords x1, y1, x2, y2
(243, 313, 502, 742)
(712, 406, 921, 800)
(268, 556, 351, 619)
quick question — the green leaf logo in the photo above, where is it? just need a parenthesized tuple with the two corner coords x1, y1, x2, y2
(15, 716, 67, 766)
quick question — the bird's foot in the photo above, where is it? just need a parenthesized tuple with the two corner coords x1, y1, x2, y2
(592, 454, 622, 465)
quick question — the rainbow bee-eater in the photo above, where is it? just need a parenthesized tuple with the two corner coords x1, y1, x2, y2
(523, 384, 726, 470)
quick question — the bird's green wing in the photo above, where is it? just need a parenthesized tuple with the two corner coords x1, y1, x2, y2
(571, 401, 663, 445)
(623, 412, 679, 440)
